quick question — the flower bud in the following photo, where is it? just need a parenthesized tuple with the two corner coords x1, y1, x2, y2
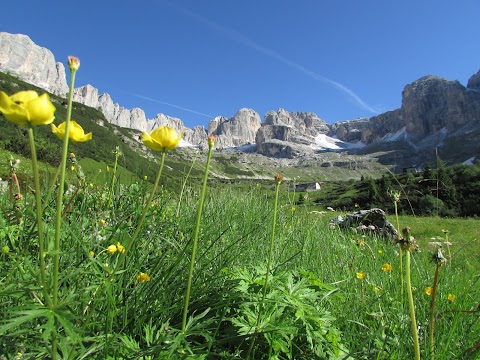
(68, 56, 80, 71)
(207, 134, 216, 148)
(274, 174, 283, 185)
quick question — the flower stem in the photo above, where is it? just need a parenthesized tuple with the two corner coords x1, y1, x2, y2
(108, 146, 120, 208)
(125, 151, 165, 255)
(406, 250, 421, 360)
(182, 143, 213, 331)
(394, 200, 404, 308)
(429, 264, 440, 360)
(176, 155, 197, 217)
(27, 126, 52, 309)
(261, 180, 280, 305)
(52, 68, 77, 309)
(247, 177, 281, 358)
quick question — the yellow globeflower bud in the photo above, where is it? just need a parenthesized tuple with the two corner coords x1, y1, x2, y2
(68, 56, 80, 71)
(51, 120, 92, 142)
(0, 91, 56, 126)
(356, 271, 365, 280)
(425, 287, 432, 296)
(89, 251, 95, 257)
(107, 244, 117, 254)
(141, 126, 183, 152)
(207, 134, 216, 147)
(274, 174, 284, 185)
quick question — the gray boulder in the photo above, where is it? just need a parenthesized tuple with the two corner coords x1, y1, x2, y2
(330, 208, 398, 240)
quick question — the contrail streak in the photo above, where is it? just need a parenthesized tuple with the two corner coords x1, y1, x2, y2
(124, 91, 214, 118)
(164, 1, 379, 115)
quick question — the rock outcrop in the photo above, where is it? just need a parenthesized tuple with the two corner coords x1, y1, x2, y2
(208, 108, 261, 148)
(330, 74, 480, 147)
(73, 85, 149, 131)
(330, 208, 398, 240)
(0, 32, 68, 96)
(402, 75, 480, 138)
(255, 109, 330, 157)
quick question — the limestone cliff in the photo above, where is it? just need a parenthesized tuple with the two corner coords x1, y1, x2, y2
(0, 32, 68, 96)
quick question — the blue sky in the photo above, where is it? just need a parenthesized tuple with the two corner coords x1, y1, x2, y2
(2, 1, 479, 128)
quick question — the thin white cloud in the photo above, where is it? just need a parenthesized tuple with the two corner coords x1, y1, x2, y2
(164, 1, 380, 115)
(124, 91, 214, 118)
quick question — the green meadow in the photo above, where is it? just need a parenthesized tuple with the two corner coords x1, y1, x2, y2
(1, 159, 479, 358)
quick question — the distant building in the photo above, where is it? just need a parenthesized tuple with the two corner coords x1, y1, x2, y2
(291, 182, 321, 192)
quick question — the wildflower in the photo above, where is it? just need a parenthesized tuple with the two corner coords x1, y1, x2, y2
(381, 263, 393, 273)
(89, 251, 95, 257)
(68, 56, 80, 71)
(2, 245, 9, 253)
(0, 90, 56, 126)
(274, 174, 284, 185)
(107, 244, 117, 254)
(425, 287, 433, 296)
(447, 294, 456, 302)
(135, 272, 151, 285)
(374, 286, 381, 294)
(99, 219, 106, 227)
(116, 242, 126, 254)
(292, 207, 296, 212)
(378, 249, 383, 254)
(207, 134, 216, 147)
(144, 175, 148, 180)
(51, 120, 92, 142)
(71, 165, 75, 171)
(356, 271, 365, 280)
(141, 126, 183, 152)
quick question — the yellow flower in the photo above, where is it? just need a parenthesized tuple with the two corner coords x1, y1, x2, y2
(374, 286, 381, 294)
(89, 251, 95, 257)
(68, 56, 80, 71)
(291, 207, 296, 212)
(378, 249, 383, 254)
(107, 244, 117, 254)
(135, 272, 151, 285)
(116, 242, 126, 254)
(144, 175, 148, 180)
(447, 293, 456, 302)
(2, 245, 10, 253)
(71, 165, 75, 171)
(425, 287, 433, 296)
(99, 219, 106, 227)
(0, 90, 56, 126)
(381, 263, 393, 273)
(141, 126, 183, 152)
(356, 271, 365, 280)
(51, 120, 92, 142)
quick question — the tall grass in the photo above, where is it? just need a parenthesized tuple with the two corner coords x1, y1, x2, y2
(1, 165, 479, 358)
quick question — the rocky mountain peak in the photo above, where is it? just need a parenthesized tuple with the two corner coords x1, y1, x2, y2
(208, 108, 261, 148)
(402, 74, 480, 137)
(0, 32, 68, 96)
(467, 69, 480, 91)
